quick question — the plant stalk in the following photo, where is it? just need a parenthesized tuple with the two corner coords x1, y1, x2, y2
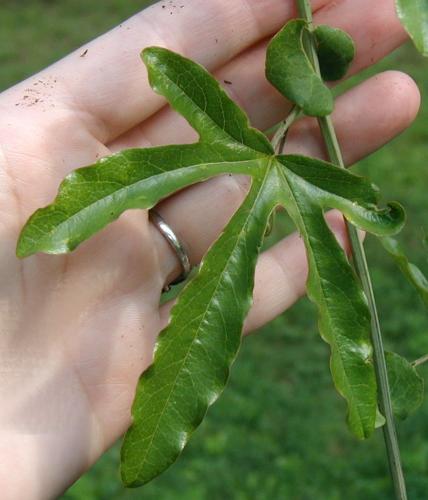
(412, 353, 428, 367)
(272, 106, 302, 153)
(296, 1, 407, 499)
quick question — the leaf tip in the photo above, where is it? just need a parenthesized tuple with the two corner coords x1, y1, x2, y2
(141, 46, 165, 67)
(120, 468, 143, 489)
(16, 228, 35, 259)
(15, 243, 29, 259)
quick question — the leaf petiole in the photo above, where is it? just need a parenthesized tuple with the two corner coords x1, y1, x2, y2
(271, 106, 302, 153)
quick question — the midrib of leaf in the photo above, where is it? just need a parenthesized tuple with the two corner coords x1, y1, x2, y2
(277, 164, 370, 436)
(134, 163, 275, 476)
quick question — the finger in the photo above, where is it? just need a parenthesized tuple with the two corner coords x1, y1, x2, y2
(3, 0, 405, 145)
(0, 0, 301, 142)
(150, 71, 420, 286)
(285, 71, 421, 162)
(109, 0, 407, 150)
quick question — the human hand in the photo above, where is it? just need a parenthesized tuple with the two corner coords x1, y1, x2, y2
(0, 1, 420, 498)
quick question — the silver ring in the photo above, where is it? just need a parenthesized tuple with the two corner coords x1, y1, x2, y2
(149, 209, 191, 291)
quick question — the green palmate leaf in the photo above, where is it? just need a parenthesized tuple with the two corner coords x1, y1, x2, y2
(314, 25, 355, 81)
(266, 19, 334, 116)
(380, 236, 428, 307)
(16, 46, 406, 484)
(396, 0, 428, 56)
(121, 170, 280, 486)
(386, 352, 424, 420)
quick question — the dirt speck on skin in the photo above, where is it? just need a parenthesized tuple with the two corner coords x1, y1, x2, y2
(224, 80, 232, 85)
(15, 75, 58, 109)
(161, 1, 184, 15)
(80, 49, 88, 58)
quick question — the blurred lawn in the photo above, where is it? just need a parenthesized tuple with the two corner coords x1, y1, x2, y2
(1, 1, 428, 499)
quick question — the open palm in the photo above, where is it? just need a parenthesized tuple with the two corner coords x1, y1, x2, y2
(0, 1, 421, 498)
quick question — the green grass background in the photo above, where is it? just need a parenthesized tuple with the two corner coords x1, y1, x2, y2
(1, 1, 427, 498)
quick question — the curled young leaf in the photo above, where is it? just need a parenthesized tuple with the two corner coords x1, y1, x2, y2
(314, 25, 355, 81)
(396, 0, 428, 57)
(266, 19, 334, 116)
(380, 236, 428, 307)
(386, 351, 424, 420)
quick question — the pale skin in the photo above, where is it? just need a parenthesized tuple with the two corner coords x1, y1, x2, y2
(0, 0, 422, 498)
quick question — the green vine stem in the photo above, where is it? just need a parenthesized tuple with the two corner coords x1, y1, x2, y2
(296, 1, 407, 499)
